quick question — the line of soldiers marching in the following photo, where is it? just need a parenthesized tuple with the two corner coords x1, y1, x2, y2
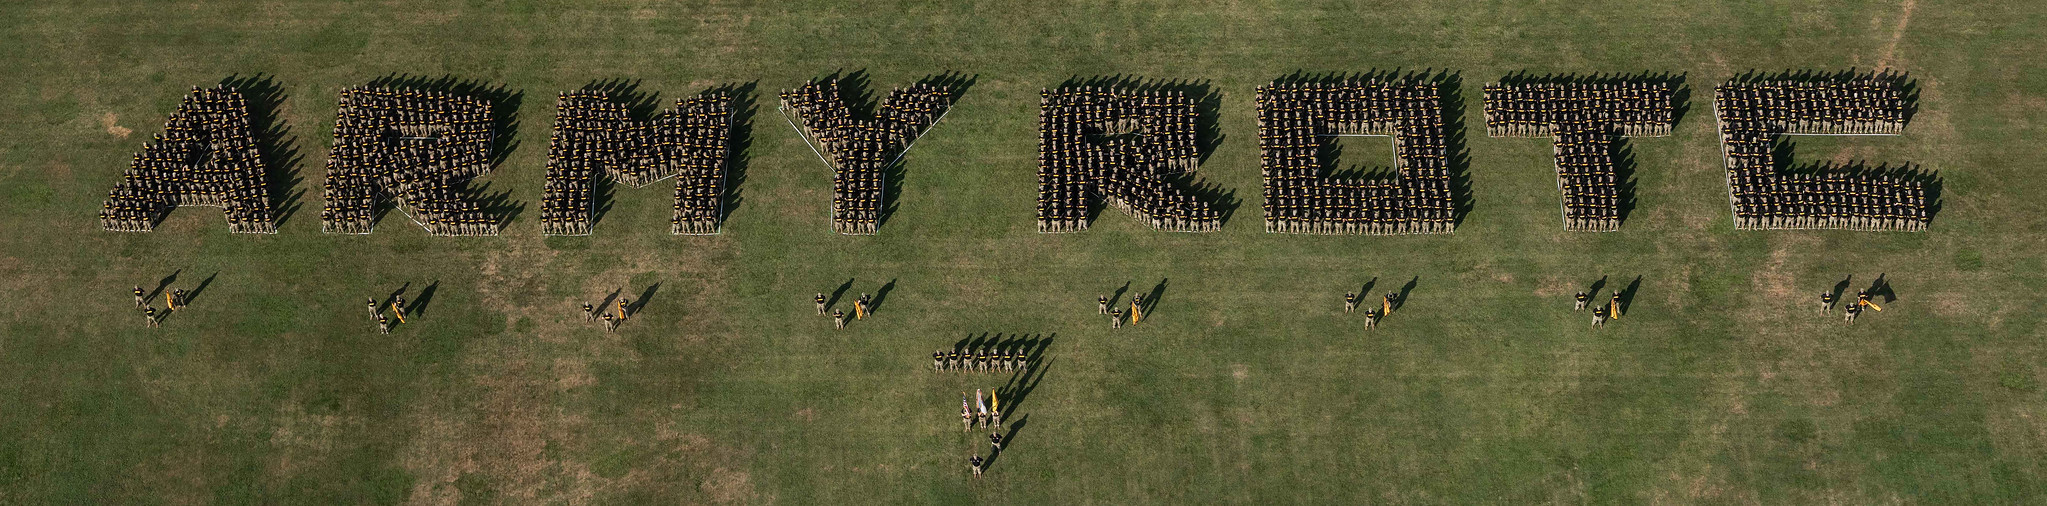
(321, 86, 499, 236)
(101, 85, 277, 234)
(781, 79, 953, 235)
(1037, 86, 1218, 233)
(1715, 74, 1927, 232)
(1255, 79, 1456, 235)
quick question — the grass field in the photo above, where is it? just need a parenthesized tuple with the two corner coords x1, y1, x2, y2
(3, 0, 2047, 503)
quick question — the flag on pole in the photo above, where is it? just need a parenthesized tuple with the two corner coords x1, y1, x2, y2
(165, 291, 175, 309)
(991, 391, 999, 415)
(975, 389, 987, 415)
(391, 302, 406, 323)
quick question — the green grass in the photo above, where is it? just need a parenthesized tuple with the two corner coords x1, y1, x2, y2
(3, 0, 2047, 503)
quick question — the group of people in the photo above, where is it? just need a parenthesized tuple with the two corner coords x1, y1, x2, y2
(101, 85, 277, 234)
(781, 79, 954, 235)
(1036, 86, 1221, 233)
(959, 388, 1008, 477)
(1480, 81, 1675, 138)
(1253, 78, 1457, 235)
(1819, 287, 1884, 324)
(932, 345, 1031, 373)
(580, 296, 635, 332)
(1482, 80, 1677, 231)
(320, 86, 500, 236)
(537, 90, 735, 236)
(1574, 289, 1626, 327)
(815, 291, 877, 329)
(1342, 291, 1400, 328)
(1099, 292, 1152, 328)
(368, 294, 413, 334)
(1715, 73, 1930, 231)
(134, 285, 194, 327)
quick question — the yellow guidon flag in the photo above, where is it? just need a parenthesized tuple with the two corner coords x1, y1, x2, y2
(1609, 299, 1622, 319)
(1861, 299, 1883, 311)
(991, 391, 999, 416)
(1130, 304, 1143, 324)
(391, 302, 406, 323)
(855, 301, 865, 320)
(165, 291, 175, 309)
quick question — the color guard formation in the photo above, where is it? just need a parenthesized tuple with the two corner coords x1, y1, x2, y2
(780, 78, 955, 235)
(1036, 83, 1220, 233)
(538, 89, 735, 236)
(320, 86, 499, 236)
(100, 85, 276, 234)
(1713, 71, 1930, 231)
(1254, 75, 1456, 235)
(1482, 76, 1676, 231)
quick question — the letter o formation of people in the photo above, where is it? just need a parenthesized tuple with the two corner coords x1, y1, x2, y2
(98, 68, 1932, 237)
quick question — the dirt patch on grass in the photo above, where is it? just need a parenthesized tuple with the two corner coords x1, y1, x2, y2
(700, 467, 756, 503)
(101, 112, 131, 138)
(1876, 0, 1918, 68)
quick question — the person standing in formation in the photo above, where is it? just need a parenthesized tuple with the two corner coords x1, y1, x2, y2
(1130, 294, 1145, 324)
(932, 350, 944, 371)
(1363, 307, 1380, 329)
(1819, 291, 1836, 314)
(989, 432, 1004, 453)
(1608, 290, 1622, 319)
(1856, 290, 1882, 312)
(815, 293, 827, 315)
(1110, 309, 1123, 329)
(1591, 305, 1608, 327)
(970, 455, 984, 477)
(833, 310, 847, 330)
(1383, 292, 1397, 315)
(391, 296, 407, 324)
(367, 298, 379, 320)
(1098, 295, 1109, 315)
(602, 312, 617, 332)
(616, 297, 630, 321)
(143, 306, 160, 327)
(961, 393, 973, 432)
(133, 286, 145, 308)
(583, 303, 595, 321)
(1345, 292, 1359, 313)
(173, 289, 187, 309)
(1845, 301, 1862, 324)
(1575, 291, 1589, 310)
(378, 314, 392, 334)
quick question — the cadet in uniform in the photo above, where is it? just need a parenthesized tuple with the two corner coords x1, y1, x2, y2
(584, 303, 595, 321)
(1591, 306, 1608, 327)
(816, 293, 828, 315)
(144, 306, 160, 327)
(933, 350, 944, 371)
(990, 432, 1005, 452)
(1819, 291, 1836, 314)
(1363, 307, 1380, 329)
(378, 314, 392, 334)
(1575, 291, 1589, 310)
(1845, 300, 1862, 323)
(833, 309, 847, 330)
(1345, 292, 1358, 313)
(1110, 309, 1123, 329)
(1099, 295, 1109, 315)
(970, 455, 984, 477)
(134, 286, 145, 308)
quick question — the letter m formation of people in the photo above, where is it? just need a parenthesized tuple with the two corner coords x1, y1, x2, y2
(102, 68, 1935, 237)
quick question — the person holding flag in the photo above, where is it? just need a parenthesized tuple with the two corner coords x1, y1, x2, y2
(975, 389, 990, 428)
(990, 391, 1002, 430)
(1608, 290, 1623, 319)
(961, 393, 973, 432)
(1856, 290, 1882, 312)
(1130, 294, 1145, 324)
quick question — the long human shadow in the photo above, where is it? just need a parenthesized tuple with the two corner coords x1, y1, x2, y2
(983, 414, 1028, 471)
(382, 282, 410, 311)
(999, 354, 1051, 417)
(1587, 275, 1608, 299)
(411, 280, 439, 318)
(713, 81, 757, 226)
(596, 288, 622, 318)
(826, 278, 854, 313)
(868, 279, 897, 314)
(1831, 275, 1853, 305)
(628, 283, 660, 317)
(1397, 276, 1419, 311)
(150, 269, 182, 303)
(1358, 277, 1378, 304)
(183, 272, 218, 306)
(1143, 279, 1169, 315)
(1618, 275, 1643, 314)
(223, 73, 305, 229)
(1108, 282, 1131, 309)
(1869, 273, 1896, 303)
